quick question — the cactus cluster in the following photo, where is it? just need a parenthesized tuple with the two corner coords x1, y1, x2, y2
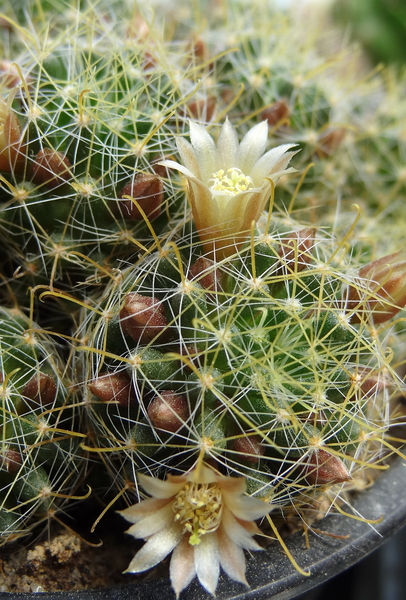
(80, 216, 399, 504)
(0, 33, 184, 298)
(0, 0, 405, 594)
(0, 305, 81, 542)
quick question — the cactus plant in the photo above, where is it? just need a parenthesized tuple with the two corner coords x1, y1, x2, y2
(0, 7, 204, 300)
(1, 0, 406, 298)
(0, 305, 82, 545)
(0, 0, 405, 596)
(76, 119, 405, 595)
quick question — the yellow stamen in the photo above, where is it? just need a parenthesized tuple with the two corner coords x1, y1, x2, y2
(172, 482, 223, 546)
(209, 168, 254, 196)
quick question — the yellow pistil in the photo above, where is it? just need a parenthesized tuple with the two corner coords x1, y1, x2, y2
(172, 482, 223, 546)
(209, 168, 254, 196)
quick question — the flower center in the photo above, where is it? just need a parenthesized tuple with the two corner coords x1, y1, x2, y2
(172, 482, 223, 546)
(209, 168, 254, 196)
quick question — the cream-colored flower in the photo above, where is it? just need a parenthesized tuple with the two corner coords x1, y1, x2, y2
(161, 119, 297, 260)
(119, 464, 272, 597)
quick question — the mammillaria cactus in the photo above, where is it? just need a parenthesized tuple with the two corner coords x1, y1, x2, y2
(0, 55, 173, 296)
(0, 306, 81, 545)
(0, 0, 405, 595)
(77, 120, 406, 596)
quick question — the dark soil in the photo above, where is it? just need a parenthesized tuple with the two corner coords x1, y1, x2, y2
(0, 509, 159, 593)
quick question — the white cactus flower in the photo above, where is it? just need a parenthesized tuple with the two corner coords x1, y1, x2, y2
(161, 119, 298, 260)
(119, 464, 272, 597)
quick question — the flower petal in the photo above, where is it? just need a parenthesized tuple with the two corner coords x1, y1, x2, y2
(126, 502, 174, 539)
(224, 492, 272, 521)
(224, 188, 263, 236)
(188, 179, 221, 254)
(170, 535, 196, 599)
(186, 464, 220, 484)
(124, 521, 183, 573)
(158, 159, 198, 181)
(118, 497, 169, 524)
(189, 120, 216, 183)
(138, 472, 185, 499)
(194, 533, 220, 595)
(217, 524, 248, 586)
(175, 137, 201, 179)
(250, 144, 298, 184)
(266, 166, 297, 183)
(237, 517, 262, 536)
(221, 506, 263, 550)
(216, 118, 238, 171)
(218, 475, 247, 495)
(237, 121, 269, 173)
(166, 473, 189, 485)
(236, 187, 270, 239)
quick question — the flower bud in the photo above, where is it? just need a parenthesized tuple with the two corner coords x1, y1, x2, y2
(0, 17, 13, 32)
(180, 97, 216, 122)
(142, 51, 157, 71)
(1, 450, 22, 475)
(316, 128, 346, 158)
(0, 61, 29, 89)
(191, 38, 209, 63)
(89, 371, 137, 406)
(21, 373, 58, 406)
(148, 391, 189, 432)
(230, 435, 264, 465)
(352, 366, 396, 398)
(189, 256, 223, 296)
(347, 250, 406, 324)
(126, 14, 150, 41)
(302, 449, 351, 485)
(176, 341, 203, 369)
(261, 100, 290, 128)
(118, 173, 163, 221)
(32, 148, 72, 189)
(0, 97, 24, 172)
(120, 293, 168, 343)
(218, 85, 234, 103)
(278, 227, 316, 273)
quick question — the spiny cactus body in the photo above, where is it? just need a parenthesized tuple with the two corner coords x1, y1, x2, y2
(78, 211, 401, 511)
(0, 18, 203, 296)
(0, 306, 81, 544)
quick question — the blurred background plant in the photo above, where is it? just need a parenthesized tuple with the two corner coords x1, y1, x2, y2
(332, 0, 406, 66)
